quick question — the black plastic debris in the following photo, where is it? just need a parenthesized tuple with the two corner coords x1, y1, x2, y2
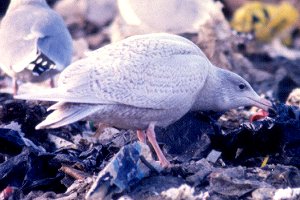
(0, 97, 51, 150)
(276, 76, 298, 102)
(209, 103, 300, 165)
(0, 0, 9, 16)
(0, 147, 65, 195)
(0, 129, 26, 155)
(0, 125, 119, 198)
(52, 144, 112, 173)
(0, 129, 65, 195)
(156, 111, 221, 162)
(246, 55, 300, 102)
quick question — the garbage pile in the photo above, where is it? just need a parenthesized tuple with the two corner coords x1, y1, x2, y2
(0, 0, 300, 199)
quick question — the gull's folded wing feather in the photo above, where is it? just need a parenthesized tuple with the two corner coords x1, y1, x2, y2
(36, 103, 102, 129)
(32, 9, 73, 70)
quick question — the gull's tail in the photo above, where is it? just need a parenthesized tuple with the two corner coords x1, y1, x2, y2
(36, 103, 101, 129)
(15, 88, 71, 102)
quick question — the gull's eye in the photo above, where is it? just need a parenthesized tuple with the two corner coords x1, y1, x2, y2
(239, 83, 246, 90)
(252, 15, 260, 24)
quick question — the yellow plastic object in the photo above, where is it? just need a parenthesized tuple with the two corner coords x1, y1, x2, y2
(261, 155, 269, 168)
(231, 1, 299, 42)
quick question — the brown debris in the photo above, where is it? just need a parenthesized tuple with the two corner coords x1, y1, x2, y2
(60, 165, 89, 181)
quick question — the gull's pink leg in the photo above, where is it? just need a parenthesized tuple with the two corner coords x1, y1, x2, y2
(137, 130, 147, 143)
(12, 77, 18, 95)
(49, 78, 55, 88)
(146, 122, 170, 167)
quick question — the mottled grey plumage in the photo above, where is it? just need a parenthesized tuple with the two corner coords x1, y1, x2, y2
(15, 33, 272, 167)
(0, 0, 73, 92)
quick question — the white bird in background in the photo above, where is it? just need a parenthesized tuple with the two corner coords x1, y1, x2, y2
(54, 0, 117, 27)
(117, 0, 221, 33)
(0, 0, 73, 94)
(15, 33, 272, 167)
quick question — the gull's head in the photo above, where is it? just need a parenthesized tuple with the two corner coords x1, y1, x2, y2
(209, 67, 272, 112)
(8, 0, 48, 11)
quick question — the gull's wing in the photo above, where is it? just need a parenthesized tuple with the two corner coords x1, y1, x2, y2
(0, 4, 72, 74)
(16, 34, 211, 110)
(32, 8, 73, 71)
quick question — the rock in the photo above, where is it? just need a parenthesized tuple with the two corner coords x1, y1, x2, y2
(273, 187, 300, 200)
(286, 88, 300, 107)
(209, 166, 272, 197)
(206, 150, 222, 163)
(161, 184, 208, 200)
(252, 187, 300, 200)
(186, 159, 213, 186)
(251, 187, 276, 200)
(121, 176, 186, 200)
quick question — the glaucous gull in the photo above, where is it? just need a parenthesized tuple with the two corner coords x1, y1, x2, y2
(0, 0, 73, 94)
(117, 0, 220, 34)
(15, 33, 272, 167)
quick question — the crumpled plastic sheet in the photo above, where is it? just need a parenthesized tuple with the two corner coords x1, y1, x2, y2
(156, 111, 222, 155)
(86, 141, 162, 200)
(209, 103, 300, 164)
(0, 129, 64, 195)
